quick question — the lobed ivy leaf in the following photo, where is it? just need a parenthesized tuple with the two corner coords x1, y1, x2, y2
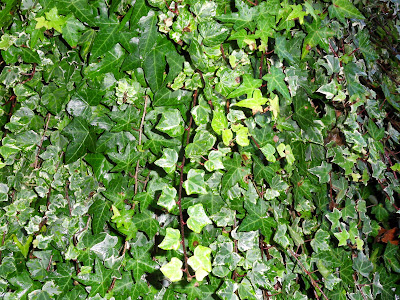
(187, 204, 212, 233)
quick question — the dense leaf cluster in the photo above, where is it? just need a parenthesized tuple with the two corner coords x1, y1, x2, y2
(0, 0, 400, 299)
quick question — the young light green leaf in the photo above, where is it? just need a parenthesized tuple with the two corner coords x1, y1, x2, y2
(160, 257, 183, 282)
(232, 89, 268, 114)
(187, 203, 212, 233)
(187, 245, 212, 281)
(260, 144, 276, 162)
(159, 228, 181, 250)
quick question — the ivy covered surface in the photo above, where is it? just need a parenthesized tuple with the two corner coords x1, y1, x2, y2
(1, 0, 400, 298)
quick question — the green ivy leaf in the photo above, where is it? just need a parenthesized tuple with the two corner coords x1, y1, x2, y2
(353, 252, 373, 278)
(157, 186, 177, 212)
(183, 169, 208, 195)
(328, 0, 365, 23)
(309, 161, 332, 183)
(62, 117, 96, 164)
(262, 66, 290, 101)
(155, 148, 178, 174)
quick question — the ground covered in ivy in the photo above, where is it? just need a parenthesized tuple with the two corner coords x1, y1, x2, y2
(0, 0, 400, 299)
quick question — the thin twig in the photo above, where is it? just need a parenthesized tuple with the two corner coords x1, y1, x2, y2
(0, 228, 6, 264)
(46, 254, 53, 271)
(288, 249, 329, 300)
(246, 0, 257, 5)
(65, 181, 72, 217)
(46, 151, 64, 210)
(259, 51, 264, 79)
(177, 90, 198, 279)
(250, 135, 261, 149)
(20, 63, 37, 84)
(134, 97, 148, 195)
(34, 113, 51, 169)
(73, 215, 92, 246)
(220, 44, 227, 63)
(108, 241, 129, 293)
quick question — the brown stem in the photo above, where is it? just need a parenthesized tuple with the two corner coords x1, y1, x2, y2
(177, 90, 198, 279)
(46, 151, 64, 210)
(0, 228, 6, 264)
(20, 63, 37, 85)
(250, 135, 261, 149)
(65, 181, 72, 217)
(259, 51, 264, 79)
(246, 0, 257, 5)
(34, 113, 51, 169)
(232, 218, 239, 281)
(73, 215, 92, 246)
(288, 249, 329, 300)
(134, 97, 148, 195)
(46, 254, 53, 271)
(220, 44, 227, 63)
(108, 241, 129, 293)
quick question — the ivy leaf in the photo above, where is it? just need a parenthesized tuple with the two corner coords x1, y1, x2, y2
(328, 0, 365, 23)
(88, 199, 112, 235)
(108, 143, 142, 173)
(232, 89, 269, 114)
(301, 17, 335, 59)
(326, 208, 342, 229)
(221, 153, 250, 193)
(240, 199, 276, 238)
(260, 144, 276, 162)
(308, 161, 332, 183)
(275, 35, 295, 64)
(287, 4, 307, 24)
(56, 0, 95, 26)
(74, 260, 113, 297)
(161, 257, 183, 282)
(109, 105, 140, 133)
(90, 22, 120, 61)
(217, 280, 239, 300)
(310, 229, 331, 252)
(156, 109, 185, 137)
(216, 0, 256, 31)
(155, 148, 178, 174)
(61, 15, 85, 48)
(157, 186, 177, 212)
(132, 209, 160, 239)
(126, 242, 158, 281)
(187, 203, 212, 233)
(159, 228, 181, 250)
(183, 169, 208, 195)
(262, 66, 290, 101)
(353, 252, 373, 278)
(334, 229, 350, 246)
(187, 245, 212, 281)
(228, 74, 262, 99)
(211, 107, 229, 135)
(62, 117, 96, 164)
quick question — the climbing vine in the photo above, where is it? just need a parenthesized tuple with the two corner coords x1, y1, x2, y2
(0, 0, 400, 299)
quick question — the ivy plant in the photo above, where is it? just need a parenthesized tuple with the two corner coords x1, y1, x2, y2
(0, 0, 400, 299)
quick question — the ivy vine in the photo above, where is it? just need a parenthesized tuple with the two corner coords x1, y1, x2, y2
(0, 0, 400, 299)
